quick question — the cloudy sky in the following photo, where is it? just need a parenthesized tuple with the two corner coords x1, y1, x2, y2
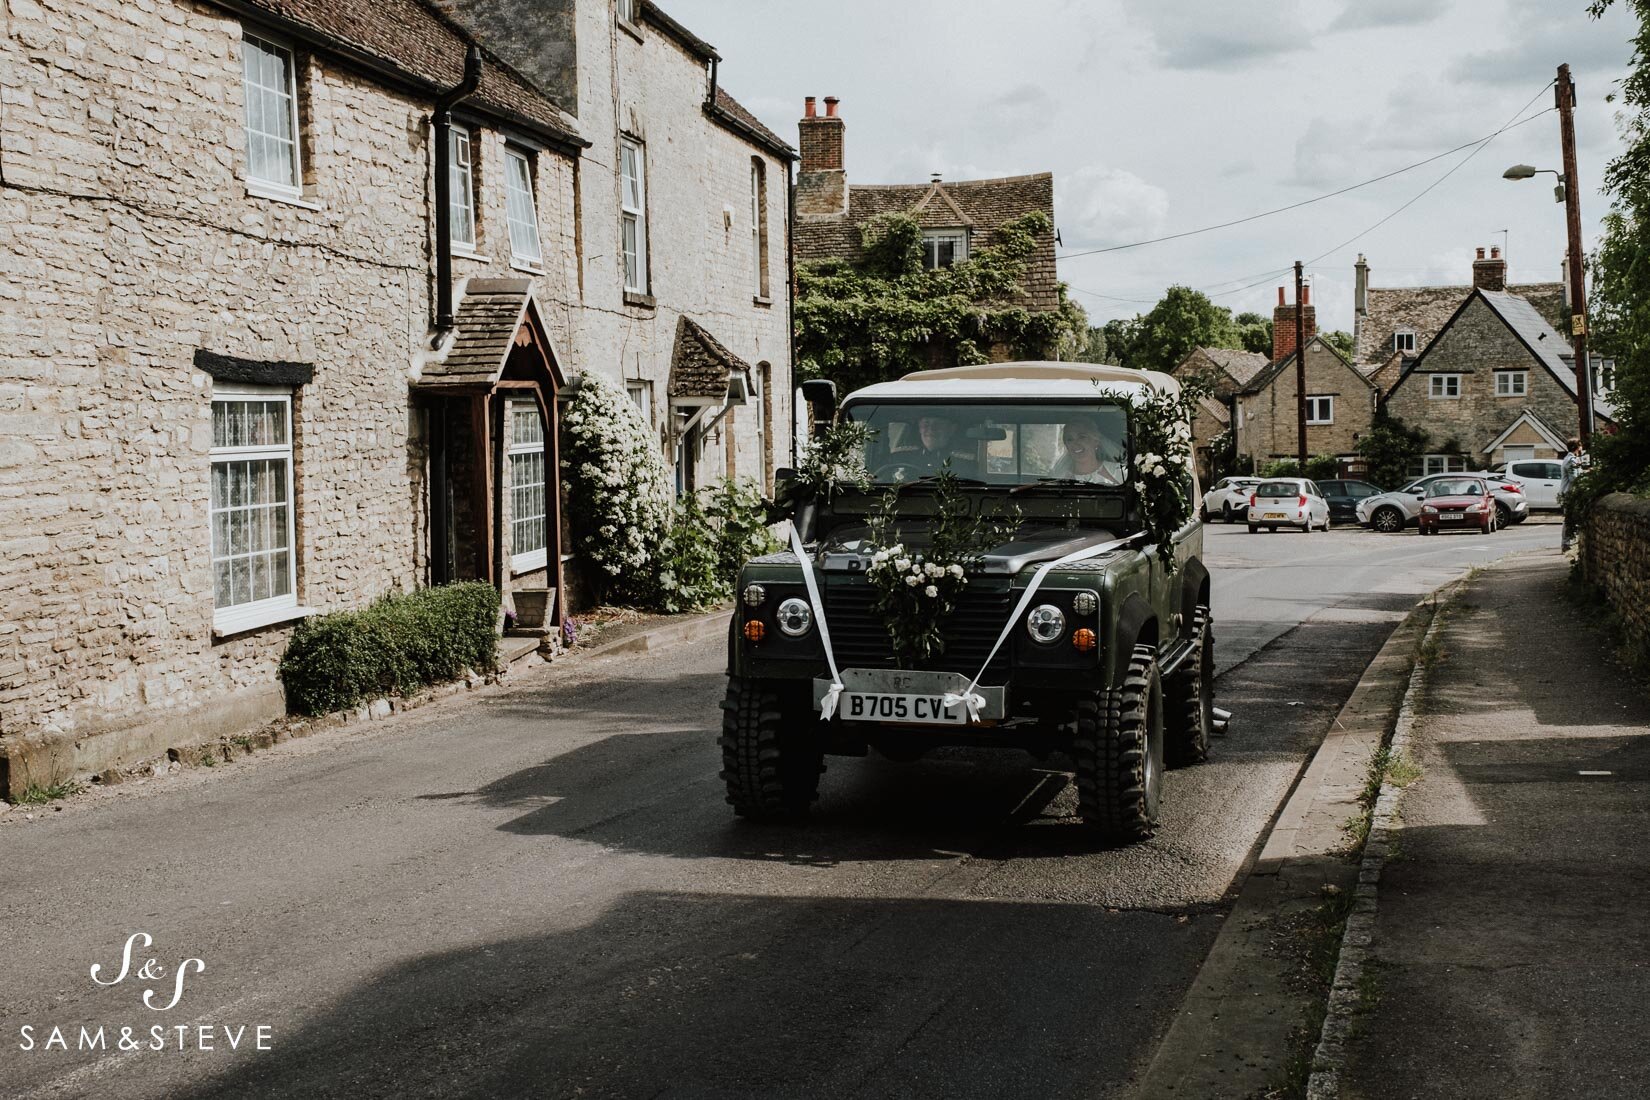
(669, 0, 1638, 334)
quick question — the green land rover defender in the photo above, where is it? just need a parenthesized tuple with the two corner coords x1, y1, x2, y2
(720, 362, 1216, 843)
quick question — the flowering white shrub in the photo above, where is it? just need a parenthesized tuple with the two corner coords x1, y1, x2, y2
(560, 371, 673, 605)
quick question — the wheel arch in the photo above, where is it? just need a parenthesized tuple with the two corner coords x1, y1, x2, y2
(1179, 558, 1211, 638)
(1113, 592, 1158, 684)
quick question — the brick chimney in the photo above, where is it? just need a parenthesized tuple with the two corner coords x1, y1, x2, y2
(797, 95, 847, 217)
(1272, 284, 1317, 364)
(1472, 245, 1507, 291)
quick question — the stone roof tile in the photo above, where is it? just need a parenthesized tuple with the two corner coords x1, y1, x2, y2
(669, 316, 751, 401)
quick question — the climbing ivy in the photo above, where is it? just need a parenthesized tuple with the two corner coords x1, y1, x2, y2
(794, 211, 1084, 394)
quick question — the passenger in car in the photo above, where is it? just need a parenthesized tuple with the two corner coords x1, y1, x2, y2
(1052, 414, 1127, 486)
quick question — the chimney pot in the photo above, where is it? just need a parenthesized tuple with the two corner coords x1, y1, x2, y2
(804, 96, 816, 118)
(1277, 287, 1286, 306)
(1476, 246, 1486, 260)
(1302, 285, 1311, 306)
(824, 96, 839, 117)
(1491, 246, 1501, 259)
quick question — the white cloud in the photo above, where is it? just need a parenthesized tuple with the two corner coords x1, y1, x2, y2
(1131, 1, 1312, 70)
(1059, 166, 1171, 249)
(1330, 0, 1441, 31)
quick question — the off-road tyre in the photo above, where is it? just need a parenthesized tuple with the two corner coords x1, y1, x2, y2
(1372, 506, 1404, 533)
(1167, 607, 1214, 767)
(1072, 644, 1164, 842)
(719, 676, 824, 820)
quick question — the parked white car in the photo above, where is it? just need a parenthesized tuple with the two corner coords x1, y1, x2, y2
(1246, 478, 1331, 533)
(1492, 459, 1564, 509)
(1357, 472, 1530, 532)
(1201, 476, 1261, 523)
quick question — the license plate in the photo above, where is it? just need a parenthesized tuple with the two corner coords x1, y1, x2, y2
(1263, 512, 1287, 520)
(841, 692, 967, 725)
(1440, 513, 1464, 521)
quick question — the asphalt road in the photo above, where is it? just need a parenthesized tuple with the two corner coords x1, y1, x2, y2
(1, 521, 1559, 1100)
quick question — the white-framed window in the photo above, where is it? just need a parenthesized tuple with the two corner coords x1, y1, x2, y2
(751, 159, 769, 298)
(1495, 370, 1527, 397)
(922, 229, 969, 270)
(1428, 373, 1461, 399)
(1419, 454, 1469, 476)
(625, 379, 653, 427)
(504, 148, 542, 267)
(210, 384, 298, 631)
(449, 126, 477, 251)
(241, 34, 302, 199)
(616, 0, 638, 25)
(1393, 328, 1417, 354)
(1306, 395, 1334, 424)
(507, 400, 548, 573)
(620, 138, 648, 293)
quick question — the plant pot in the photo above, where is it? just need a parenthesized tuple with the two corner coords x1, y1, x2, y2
(512, 588, 556, 629)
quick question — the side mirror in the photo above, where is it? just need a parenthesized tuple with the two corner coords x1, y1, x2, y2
(774, 467, 797, 486)
(800, 379, 837, 438)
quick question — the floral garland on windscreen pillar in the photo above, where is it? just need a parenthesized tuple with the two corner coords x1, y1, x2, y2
(1102, 380, 1207, 577)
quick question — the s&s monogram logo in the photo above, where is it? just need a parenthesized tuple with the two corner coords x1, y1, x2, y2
(90, 933, 205, 1012)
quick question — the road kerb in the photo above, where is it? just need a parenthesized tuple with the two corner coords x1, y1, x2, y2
(1132, 584, 1457, 1100)
(1302, 585, 1452, 1100)
(573, 609, 732, 660)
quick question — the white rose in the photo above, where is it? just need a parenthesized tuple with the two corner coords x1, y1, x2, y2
(925, 562, 943, 577)
(1152, 463, 1167, 477)
(895, 558, 911, 572)
(948, 564, 964, 578)
(924, 585, 938, 597)
(1134, 481, 1147, 493)
(905, 575, 920, 586)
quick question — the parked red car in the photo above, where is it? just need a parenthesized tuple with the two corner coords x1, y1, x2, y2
(1417, 478, 1497, 535)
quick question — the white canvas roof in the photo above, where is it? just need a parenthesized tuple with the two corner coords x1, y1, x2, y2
(845, 361, 1177, 404)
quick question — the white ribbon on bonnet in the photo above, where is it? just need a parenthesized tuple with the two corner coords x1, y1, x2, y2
(939, 535, 1132, 722)
(788, 523, 1132, 724)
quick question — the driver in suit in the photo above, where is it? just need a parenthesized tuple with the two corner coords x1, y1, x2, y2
(896, 413, 978, 478)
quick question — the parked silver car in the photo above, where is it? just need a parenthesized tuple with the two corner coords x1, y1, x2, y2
(1247, 478, 1331, 533)
(1357, 472, 1530, 532)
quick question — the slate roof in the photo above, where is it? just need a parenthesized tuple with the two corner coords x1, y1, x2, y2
(1195, 347, 1269, 386)
(794, 172, 1059, 312)
(419, 279, 556, 388)
(1477, 290, 1617, 421)
(1197, 394, 1231, 426)
(1354, 281, 1565, 367)
(669, 316, 750, 401)
(226, 0, 581, 145)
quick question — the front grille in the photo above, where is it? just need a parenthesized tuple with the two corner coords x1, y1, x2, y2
(823, 577, 1014, 675)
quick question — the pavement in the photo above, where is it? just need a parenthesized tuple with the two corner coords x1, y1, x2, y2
(0, 522, 1561, 1099)
(1338, 551, 1650, 1099)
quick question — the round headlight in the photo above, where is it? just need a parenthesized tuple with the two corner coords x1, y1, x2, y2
(1072, 590, 1099, 616)
(742, 584, 767, 608)
(1026, 604, 1066, 645)
(776, 597, 813, 637)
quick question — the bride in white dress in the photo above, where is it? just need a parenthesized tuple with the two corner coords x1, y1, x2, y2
(1050, 415, 1126, 486)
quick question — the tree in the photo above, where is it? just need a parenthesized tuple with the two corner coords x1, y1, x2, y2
(1356, 412, 1428, 490)
(1130, 286, 1241, 374)
(1321, 330, 1355, 359)
(1060, 324, 1112, 364)
(1100, 316, 1143, 368)
(1582, 1, 1650, 503)
(1235, 311, 1273, 356)
(794, 211, 1084, 392)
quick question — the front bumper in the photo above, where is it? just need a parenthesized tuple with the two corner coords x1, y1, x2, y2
(1419, 511, 1491, 531)
(812, 669, 1008, 723)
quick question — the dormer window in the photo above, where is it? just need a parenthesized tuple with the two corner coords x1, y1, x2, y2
(1393, 328, 1417, 354)
(922, 229, 969, 270)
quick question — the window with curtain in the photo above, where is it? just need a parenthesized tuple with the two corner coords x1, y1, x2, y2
(242, 34, 302, 198)
(210, 386, 297, 628)
(508, 401, 548, 572)
(450, 127, 476, 251)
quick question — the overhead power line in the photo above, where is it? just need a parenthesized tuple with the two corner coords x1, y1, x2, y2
(1056, 95, 1557, 263)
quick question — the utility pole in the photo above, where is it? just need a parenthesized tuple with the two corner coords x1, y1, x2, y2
(1294, 260, 1308, 469)
(1556, 63, 1595, 443)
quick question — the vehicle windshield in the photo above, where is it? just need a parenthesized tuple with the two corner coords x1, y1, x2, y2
(841, 401, 1133, 487)
(1427, 479, 1484, 497)
(1255, 481, 1299, 498)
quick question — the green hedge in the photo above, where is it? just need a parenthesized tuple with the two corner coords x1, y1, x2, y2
(278, 582, 500, 716)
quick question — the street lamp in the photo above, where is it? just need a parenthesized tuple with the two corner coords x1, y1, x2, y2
(1502, 164, 1566, 203)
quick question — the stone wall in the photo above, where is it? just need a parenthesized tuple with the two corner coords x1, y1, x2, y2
(0, 0, 578, 794)
(1583, 493, 1650, 658)
(1383, 295, 1579, 464)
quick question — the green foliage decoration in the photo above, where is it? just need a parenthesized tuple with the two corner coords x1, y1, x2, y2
(1109, 379, 1207, 575)
(279, 582, 499, 716)
(794, 211, 1081, 393)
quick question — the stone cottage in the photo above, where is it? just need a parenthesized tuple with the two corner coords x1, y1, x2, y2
(0, 0, 790, 796)
(1381, 287, 1616, 473)
(1231, 287, 1378, 470)
(791, 96, 1060, 366)
(1351, 247, 1566, 395)
(1171, 346, 1267, 476)
(439, 0, 796, 503)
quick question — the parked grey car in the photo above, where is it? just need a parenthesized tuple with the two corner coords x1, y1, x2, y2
(1357, 472, 1530, 532)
